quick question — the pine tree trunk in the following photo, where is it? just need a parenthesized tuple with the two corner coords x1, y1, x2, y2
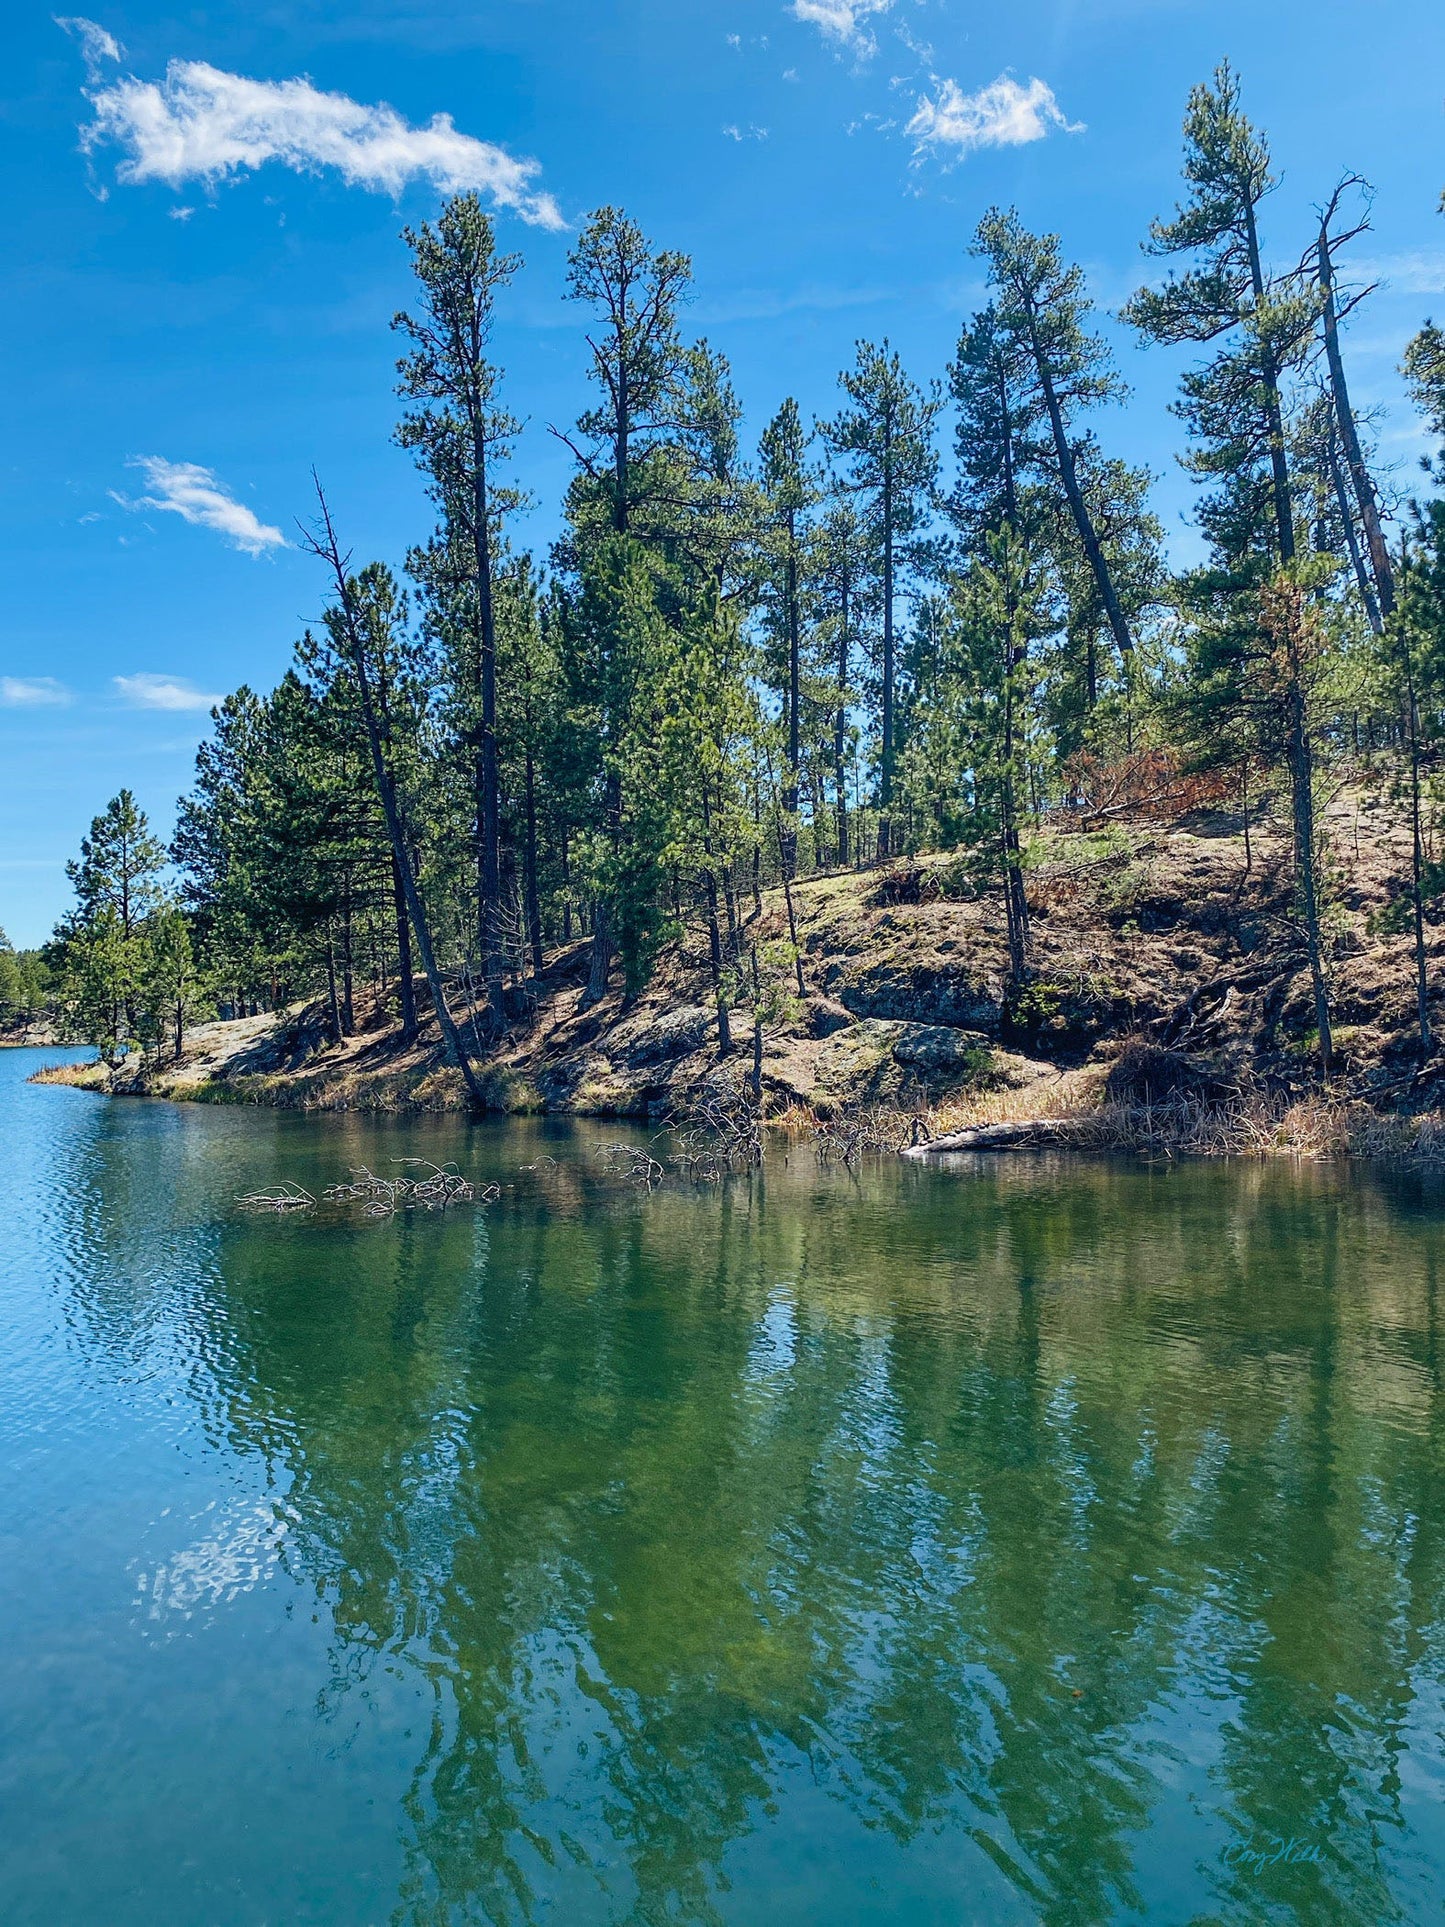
(325, 929, 342, 1045)
(523, 747, 544, 977)
(700, 787, 733, 1055)
(765, 750, 808, 999)
(1243, 202, 1296, 565)
(1403, 642, 1433, 1066)
(833, 566, 850, 867)
(341, 889, 355, 1036)
(391, 850, 418, 1043)
(1283, 624, 1333, 1077)
(585, 772, 621, 1002)
(783, 518, 800, 875)
(311, 496, 488, 1107)
(472, 421, 507, 1036)
(1001, 645, 1030, 988)
(588, 905, 611, 1002)
(1033, 339, 1133, 658)
(704, 873, 732, 1057)
(878, 467, 895, 861)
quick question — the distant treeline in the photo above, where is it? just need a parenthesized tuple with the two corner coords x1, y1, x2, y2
(0, 931, 50, 1031)
(41, 65, 1445, 1085)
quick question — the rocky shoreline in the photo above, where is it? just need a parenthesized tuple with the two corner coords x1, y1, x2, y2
(33, 805, 1445, 1164)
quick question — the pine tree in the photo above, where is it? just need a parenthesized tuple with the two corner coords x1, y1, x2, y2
(758, 399, 818, 873)
(66, 789, 165, 941)
(173, 690, 276, 1016)
(394, 192, 522, 1035)
(822, 342, 940, 859)
(1388, 509, 1445, 1064)
(556, 207, 699, 997)
(557, 206, 694, 545)
(974, 207, 1143, 663)
(1124, 62, 1313, 570)
(1128, 63, 1335, 1075)
(0, 931, 51, 1030)
(141, 904, 204, 1061)
(813, 496, 870, 867)
(56, 789, 167, 1050)
(304, 493, 489, 1106)
(1404, 323, 1445, 449)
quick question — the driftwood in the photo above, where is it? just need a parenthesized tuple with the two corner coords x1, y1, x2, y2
(239, 1160, 496, 1217)
(236, 1182, 317, 1212)
(902, 1119, 1078, 1159)
(322, 1161, 495, 1216)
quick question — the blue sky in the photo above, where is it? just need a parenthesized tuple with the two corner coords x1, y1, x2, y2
(2, 0, 1443, 945)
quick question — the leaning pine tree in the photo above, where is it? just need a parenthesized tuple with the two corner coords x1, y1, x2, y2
(1126, 61, 1335, 1076)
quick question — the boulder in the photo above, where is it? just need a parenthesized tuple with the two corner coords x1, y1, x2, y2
(609, 1004, 712, 1069)
(805, 996, 856, 1038)
(890, 1023, 994, 1073)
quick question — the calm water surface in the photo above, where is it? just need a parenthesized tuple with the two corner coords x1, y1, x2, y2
(3, 1048, 1445, 1925)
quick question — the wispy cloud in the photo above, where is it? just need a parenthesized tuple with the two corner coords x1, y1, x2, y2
(908, 73, 1083, 158)
(1354, 250, 1445, 297)
(55, 14, 122, 77)
(722, 123, 769, 142)
(75, 49, 564, 228)
(694, 279, 896, 325)
(0, 677, 71, 708)
(791, 0, 894, 57)
(114, 457, 287, 556)
(113, 673, 222, 712)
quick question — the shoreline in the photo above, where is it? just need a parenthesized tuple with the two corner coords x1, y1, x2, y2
(30, 1041, 1445, 1175)
(28, 811, 1445, 1171)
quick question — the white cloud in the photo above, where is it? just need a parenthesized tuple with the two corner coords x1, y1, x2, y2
(792, 0, 894, 56)
(908, 73, 1083, 157)
(113, 673, 223, 712)
(78, 56, 565, 228)
(56, 15, 122, 76)
(115, 456, 287, 556)
(722, 123, 769, 141)
(0, 677, 71, 707)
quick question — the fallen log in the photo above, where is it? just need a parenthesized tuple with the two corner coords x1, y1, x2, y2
(902, 1119, 1078, 1159)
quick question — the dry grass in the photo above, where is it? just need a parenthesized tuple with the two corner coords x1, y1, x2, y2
(30, 1058, 109, 1088)
(795, 1074, 1445, 1169)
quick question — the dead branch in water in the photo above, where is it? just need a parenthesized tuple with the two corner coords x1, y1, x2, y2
(595, 1142, 666, 1188)
(236, 1182, 317, 1213)
(667, 1078, 763, 1180)
(814, 1107, 930, 1163)
(239, 1160, 497, 1217)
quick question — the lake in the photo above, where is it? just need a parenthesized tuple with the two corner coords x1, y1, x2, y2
(2, 1046, 1444, 1924)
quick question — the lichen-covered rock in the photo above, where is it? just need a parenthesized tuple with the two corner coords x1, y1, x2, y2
(804, 1018, 998, 1107)
(891, 1023, 994, 1074)
(608, 1004, 713, 1068)
(821, 957, 1004, 1032)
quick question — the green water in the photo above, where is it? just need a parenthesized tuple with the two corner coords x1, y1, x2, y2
(4, 1051, 1445, 1925)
